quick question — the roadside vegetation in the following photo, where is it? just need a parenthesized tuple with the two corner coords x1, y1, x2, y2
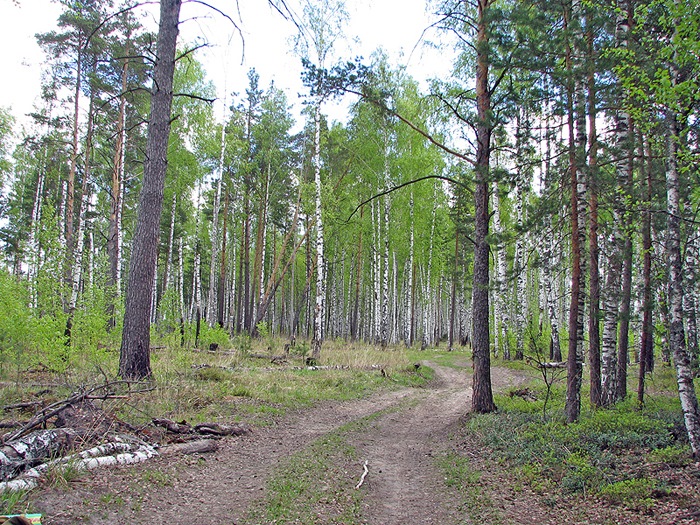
(442, 360, 700, 524)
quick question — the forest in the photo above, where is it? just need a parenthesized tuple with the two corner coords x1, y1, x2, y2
(0, 0, 699, 522)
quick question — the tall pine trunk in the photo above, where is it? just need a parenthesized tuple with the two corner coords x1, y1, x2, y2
(119, 0, 182, 379)
(471, 0, 496, 414)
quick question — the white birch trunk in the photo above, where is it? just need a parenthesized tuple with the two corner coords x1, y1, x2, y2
(311, 99, 325, 360)
(491, 181, 508, 358)
(405, 191, 415, 346)
(665, 43, 700, 456)
(422, 192, 437, 349)
(380, 145, 391, 347)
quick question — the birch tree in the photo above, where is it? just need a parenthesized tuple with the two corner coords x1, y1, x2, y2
(296, 0, 349, 362)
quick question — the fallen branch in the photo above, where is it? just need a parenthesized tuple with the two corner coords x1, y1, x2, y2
(355, 460, 369, 489)
(2, 401, 43, 412)
(2, 381, 154, 443)
(152, 418, 192, 434)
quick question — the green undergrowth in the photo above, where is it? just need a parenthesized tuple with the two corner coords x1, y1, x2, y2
(0, 336, 441, 432)
(460, 371, 690, 509)
(244, 417, 377, 525)
(436, 451, 503, 524)
(0, 488, 30, 516)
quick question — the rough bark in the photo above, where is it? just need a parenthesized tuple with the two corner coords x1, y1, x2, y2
(119, 0, 182, 379)
(471, 0, 496, 414)
(565, 1, 586, 423)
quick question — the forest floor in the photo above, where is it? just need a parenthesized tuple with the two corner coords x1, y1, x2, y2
(26, 360, 700, 525)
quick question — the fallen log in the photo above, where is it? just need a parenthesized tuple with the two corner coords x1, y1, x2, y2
(248, 353, 288, 363)
(0, 441, 158, 493)
(193, 423, 250, 437)
(159, 440, 219, 456)
(152, 419, 250, 437)
(0, 428, 80, 481)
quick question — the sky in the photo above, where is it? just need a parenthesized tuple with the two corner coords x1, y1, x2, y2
(0, 0, 452, 131)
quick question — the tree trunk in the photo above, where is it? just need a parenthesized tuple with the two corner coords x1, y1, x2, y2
(107, 54, 128, 329)
(449, 231, 459, 351)
(615, 0, 636, 404)
(311, 99, 325, 361)
(638, 134, 653, 405)
(565, 1, 586, 423)
(119, 0, 182, 380)
(217, 187, 230, 328)
(587, 43, 602, 408)
(492, 181, 508, 359)
(666, 110, 700, 459)
(471, 0, 496, 414)
(64, 37, 83, 310)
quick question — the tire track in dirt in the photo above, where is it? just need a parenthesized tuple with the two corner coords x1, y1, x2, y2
(350, 363, 473, 525)
(32, 364, 527, 525)
(33, 386, 419, 524)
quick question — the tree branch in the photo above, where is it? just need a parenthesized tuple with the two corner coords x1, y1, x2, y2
(346, 174, 473, 223)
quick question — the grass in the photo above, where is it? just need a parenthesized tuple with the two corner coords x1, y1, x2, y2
(0, 336, 443, 434)
(0, 489, 30, 516)
(435, 451, 502, 525)
(244, 417, 376, 525)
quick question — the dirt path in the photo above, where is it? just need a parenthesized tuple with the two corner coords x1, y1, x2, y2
(31, 363, 527, 525)
(352, 364, 472, 524)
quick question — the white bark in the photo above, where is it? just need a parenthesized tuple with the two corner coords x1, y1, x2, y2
(207, 110, 227, 326)
(665, 81, 700, 457)
(311, 99, 325, 359)
(422, 188, 437, 349)
(491, 181, 508, 358)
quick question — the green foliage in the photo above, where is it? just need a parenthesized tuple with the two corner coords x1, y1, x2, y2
(647, 445, 692, 467)
(196, 324, 231, 351)
(463, 385, 684, 498)
(598, 478, 657, 510)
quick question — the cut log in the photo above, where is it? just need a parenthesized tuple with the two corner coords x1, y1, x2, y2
(0, 441, 158, 493)
(159, 439, 219, 455)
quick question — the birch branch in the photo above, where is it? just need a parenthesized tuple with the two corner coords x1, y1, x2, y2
(355, 460, 369, 489)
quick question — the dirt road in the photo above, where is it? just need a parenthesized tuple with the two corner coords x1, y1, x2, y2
(31, 363, 527, 525)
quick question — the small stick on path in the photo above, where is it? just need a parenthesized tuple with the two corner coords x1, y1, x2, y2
(355, 460, 369, 489)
